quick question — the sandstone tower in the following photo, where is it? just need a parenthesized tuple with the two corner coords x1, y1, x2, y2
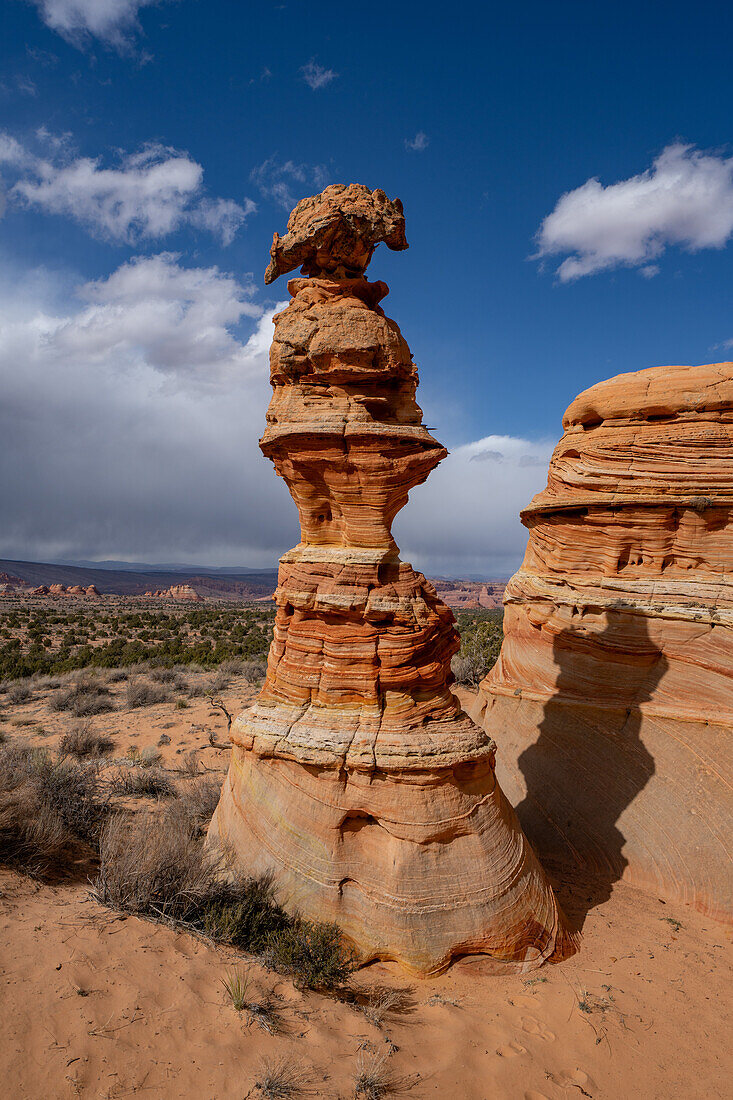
(468, 363, 733, 925)
(209, 184, 573, 974)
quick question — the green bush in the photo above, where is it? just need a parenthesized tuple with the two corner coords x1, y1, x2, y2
(451, 609, 504, 688)
(266, 918, 356, 992)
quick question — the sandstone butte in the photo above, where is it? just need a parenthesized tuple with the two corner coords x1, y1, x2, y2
(208, 184, 575, 976)
(467, 362, 733, 926)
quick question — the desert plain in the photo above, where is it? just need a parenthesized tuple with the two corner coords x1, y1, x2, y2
(0, 596, 730, 1099)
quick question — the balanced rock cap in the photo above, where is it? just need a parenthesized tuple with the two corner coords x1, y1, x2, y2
(264, 183, 408, 284)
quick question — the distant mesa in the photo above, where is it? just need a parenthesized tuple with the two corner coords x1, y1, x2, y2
(432, 579, 506, 610)
(468, 360, 733, 926)
(143, 584, 201, 601)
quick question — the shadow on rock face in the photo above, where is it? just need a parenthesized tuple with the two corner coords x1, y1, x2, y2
(515, 612, 666, 932)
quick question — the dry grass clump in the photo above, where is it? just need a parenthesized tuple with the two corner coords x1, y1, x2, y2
(175, 750, 201, 778)
(253, 1055, 309, 1099)
(111, 767, 175, 799)
(59, 723, 114, 759)
(359, 985, 415, 1029)
(52, 677, 114, 717)
(0, 742, 105, 873)
(126, 678, 170, 708)
(166, 776, 221, 835)
(125, 745, 161, 767)
(353, 1051, 392, 1099)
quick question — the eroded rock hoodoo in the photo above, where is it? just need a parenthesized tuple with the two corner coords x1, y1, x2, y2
(208, 184, 573, 975)
(469, 363, 733, 924)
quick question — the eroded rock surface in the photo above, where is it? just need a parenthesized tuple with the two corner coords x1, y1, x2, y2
(469, 363, 733, 924)
(209, 185, 573, 975)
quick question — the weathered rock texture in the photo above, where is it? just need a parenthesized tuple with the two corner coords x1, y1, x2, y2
(469, 363, 733, 925)
(209, 184, 572, 975)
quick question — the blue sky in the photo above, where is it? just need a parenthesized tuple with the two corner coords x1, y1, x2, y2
(1, 0, 732, 575)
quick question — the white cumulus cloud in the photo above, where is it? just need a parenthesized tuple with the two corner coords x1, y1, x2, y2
(535, 143, 733, 281)
(29, 0, 174, 52)
(0, 133, 255, 245)
(395, 435, 553, 578)
(0, 254, 293, 565)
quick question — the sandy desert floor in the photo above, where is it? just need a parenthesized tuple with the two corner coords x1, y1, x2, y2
(1, 672, 731, 1099)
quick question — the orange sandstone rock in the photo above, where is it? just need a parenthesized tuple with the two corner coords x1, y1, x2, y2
(166, 584, 201, 601)
(469, 363, 733, 925)
(209, 185, 573, 975)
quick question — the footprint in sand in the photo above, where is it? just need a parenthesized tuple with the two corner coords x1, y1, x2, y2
(521, 1016, 556, 1041)
(496, 1040, 527, 1057)
(555, 1068, 596, 1093)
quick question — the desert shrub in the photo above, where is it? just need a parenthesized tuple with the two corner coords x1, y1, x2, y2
(148, 666, 178, 683)
(199, 668, 232, 696)
(266, 918, 356, 992)
(93, 811, 288, 951)
(0, 742, 105, 871)
(219, 658, 243, 676)
(30, 673, 62, 690)
(59, 723, 114, 758)
(126, 678, 170, 708)
(241, 658, 268, 683)
(33, 754, 105, 844)
(167, 776, 221, 834)
(112, 767, 175, 799)
(451, 609, 504, 688)
(8, 680, 34, 705)
(106, 669, 128, 683)
(175, 698, 188, 709)
(200, 874, 290, 951)
(52, 678, 114, 717)
(149, 667, 190, 692)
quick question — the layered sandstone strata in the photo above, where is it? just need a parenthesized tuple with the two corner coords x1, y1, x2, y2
(209, 184, 572, 975)
(469, 363, 733, 924)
